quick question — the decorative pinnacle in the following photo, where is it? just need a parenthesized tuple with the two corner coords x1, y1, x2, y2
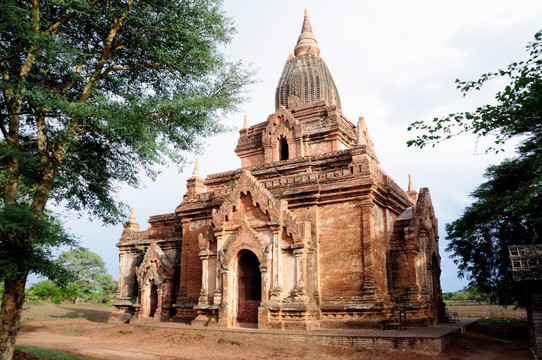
(408, 174, 415, 192)
(128, 207, 136, 223)
(192, 159, 201, 177)
(293, 9, 321, 58)
(357, 117, 367, 146)
(122, 206, 140, 234)
(243, 114, 248, 130)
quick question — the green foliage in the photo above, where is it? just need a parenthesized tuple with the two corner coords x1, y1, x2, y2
(1, 0, 252, 278)
(1, 0, 251, 354)
(407, 30, 542, 153)
(407, 29, 542, 307)
(26, 280, 64, 304)
(446, 136, 541, 306)
(15, 345, 89, 360)
(56, 248, 117, 303)
(0, 205, 76, 283)
(479, 318, 529, 327)
(443, 286, 490, 303)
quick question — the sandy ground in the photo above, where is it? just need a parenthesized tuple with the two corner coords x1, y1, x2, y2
(14, 303, 531, 359)
(15, 319, 532, 360)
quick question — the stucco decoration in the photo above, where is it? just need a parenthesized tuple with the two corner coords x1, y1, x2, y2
(136, 241, 174, 286)
(212, 169, 311, 244)
(220, 219, 268, 266)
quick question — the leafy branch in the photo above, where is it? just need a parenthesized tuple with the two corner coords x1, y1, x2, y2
(407, 30, 542, 153)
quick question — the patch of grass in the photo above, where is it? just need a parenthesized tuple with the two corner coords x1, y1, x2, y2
(479, 317, 528, 327)
(22, 317, 86, 321)
(218, 337, 240, 346)
(180, 332, 205, 342)
(15, 345, 89, 360)
(21, 302, 113, 322)
(118, 330, 133, 335)
(61, 328, 87, 336)
(447, 304, 527, 321)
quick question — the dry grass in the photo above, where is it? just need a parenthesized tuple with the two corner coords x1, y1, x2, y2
(447, 304, 527, 321)
(22, 302, 527, 323)
(16, 303, 532, 360)
(22, 302, 113, 322)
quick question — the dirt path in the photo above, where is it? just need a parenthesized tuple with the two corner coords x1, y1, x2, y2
(16, 320, 531, 360)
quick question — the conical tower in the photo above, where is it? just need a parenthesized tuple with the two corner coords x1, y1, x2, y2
(275, 9, 341, 110)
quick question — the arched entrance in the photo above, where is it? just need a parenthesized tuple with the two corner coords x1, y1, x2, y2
(148, 283, 158, 317)
(236, 250, 261, 324)
(279, 137, 289, 160)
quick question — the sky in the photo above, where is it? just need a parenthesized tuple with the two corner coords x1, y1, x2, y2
(52, 0, 542, 293)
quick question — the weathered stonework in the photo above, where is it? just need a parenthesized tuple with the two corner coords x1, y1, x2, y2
(111, 9, 444, 329)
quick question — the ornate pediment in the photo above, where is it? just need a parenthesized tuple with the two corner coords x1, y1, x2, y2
(212, 169, 284, 227)
(262, 106, 300, 148)
(212, 169, 310, 244)
(136, 241, 174, 285)
(220, 218, 270, 266)
(413, 188, 438, 240)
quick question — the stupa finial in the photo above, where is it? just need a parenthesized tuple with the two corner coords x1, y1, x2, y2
(128, 207, 136, 223)
(357, 117, 367, 146)
(293, 9, 321, 58)
(122, 206, 140, 234)
(243, 114, 248, 130)
(408, 174, 415, 192)
(192, 159, 201, 177)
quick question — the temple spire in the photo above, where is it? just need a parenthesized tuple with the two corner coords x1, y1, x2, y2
(192, 159, 201, 178)
(185, 159, 204, 199)
(243, 114, 248, 130)
(356, 117, 369, 146)
(128, 207, 136, 224)
(407, 174, 418, 201)
(408, 174, 415, 192)
(122, 206, 140, 235)
(293, 9, 321, 58)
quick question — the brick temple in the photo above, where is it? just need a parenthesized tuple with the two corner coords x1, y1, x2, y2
(110, 10, 445, 329)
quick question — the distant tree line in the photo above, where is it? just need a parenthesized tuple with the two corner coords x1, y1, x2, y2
(25, 279, 117, 304)
(443, 286, 490, 304)
(24, 249, 117, 305)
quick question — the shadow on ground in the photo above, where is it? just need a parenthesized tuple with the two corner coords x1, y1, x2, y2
(54, 306, 110, 322)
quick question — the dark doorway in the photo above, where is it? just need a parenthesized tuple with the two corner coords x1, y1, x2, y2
(237, 251, 261, 323)
(432, 253, 446, 322)
(149, 283, 158, 317)
(279, 138, 289, 161)
(431, 253, 440, 301)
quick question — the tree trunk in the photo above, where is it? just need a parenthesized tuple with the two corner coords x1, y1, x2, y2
(0, 271, 29, 360)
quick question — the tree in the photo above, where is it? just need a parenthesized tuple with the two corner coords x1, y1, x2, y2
(0, 0, 252, 357)
(407, 30, 542, 306)
(56, 248, 115, 304)
(26, 280, 64, 304)
(407, 31, 542, 153)
(445, 137, 541, 305)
